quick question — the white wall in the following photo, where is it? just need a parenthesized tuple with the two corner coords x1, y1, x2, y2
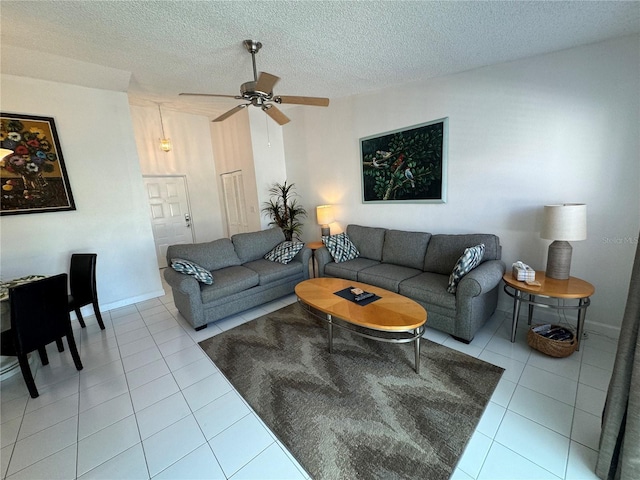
(130, 105, 225, 242)
(283, 35, 640, 335)
(248, 108, 287, 229)
(0, 75, 164, 310)
(211, 109, 262, 234)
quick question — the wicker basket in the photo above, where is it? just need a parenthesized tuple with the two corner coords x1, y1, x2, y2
(527, 324, 577, 358)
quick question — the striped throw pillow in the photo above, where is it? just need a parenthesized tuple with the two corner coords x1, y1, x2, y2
(447, 244, 485, 294)
(170, 258, 214, 285)
(264, 241, 304, 264)
(323, 233, 359, 263)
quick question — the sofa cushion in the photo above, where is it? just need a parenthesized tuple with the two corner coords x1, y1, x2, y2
(447, 244, 485, 294)
(324, 258, 380, 281)
(323, 232, 359, 263)
(358, 264, 422, 293)
(382, 230, 431, 270)
(166, 238, 241, 272)
(399, 272, 456, 311)
(201, 266, 259, 303)
(232, 228, 286, 264)
(170, 258, 213, 285)
(264, 241, 304, 264)
(423, 234, 500, 274)
(346, 225, 387, 261)
(243, 259, 303, 285)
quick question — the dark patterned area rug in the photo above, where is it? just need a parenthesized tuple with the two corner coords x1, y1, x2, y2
(199, 303, 503, 480)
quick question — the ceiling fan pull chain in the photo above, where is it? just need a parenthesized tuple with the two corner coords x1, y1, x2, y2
(265, 114, 271, 147)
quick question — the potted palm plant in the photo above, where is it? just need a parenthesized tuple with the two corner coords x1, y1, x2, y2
(261, 181, 307, 241)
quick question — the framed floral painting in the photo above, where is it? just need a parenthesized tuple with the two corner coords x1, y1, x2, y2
(0, 113, 76, 215)
(360, 118, 448, 203)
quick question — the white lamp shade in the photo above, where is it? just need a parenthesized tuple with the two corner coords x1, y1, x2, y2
(316, 205, 334, 225)
(541, 204, 587, 241)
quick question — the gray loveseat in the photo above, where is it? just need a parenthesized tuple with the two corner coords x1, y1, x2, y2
(316, 224, 505, 342)
(164, 228, 311, 330)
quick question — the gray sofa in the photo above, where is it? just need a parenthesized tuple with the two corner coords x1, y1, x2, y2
(316, 225, 505, 342)
(164, 228, 311, 330)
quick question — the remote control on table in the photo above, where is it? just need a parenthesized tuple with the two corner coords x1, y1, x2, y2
(355, 292, 374, 302)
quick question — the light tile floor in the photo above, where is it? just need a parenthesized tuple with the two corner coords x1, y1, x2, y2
(1, 276, 617, 479)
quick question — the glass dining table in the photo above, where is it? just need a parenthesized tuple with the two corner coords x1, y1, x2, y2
(0, 275, 46, 380)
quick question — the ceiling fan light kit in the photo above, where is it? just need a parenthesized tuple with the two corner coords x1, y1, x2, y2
(180, 40, 329, 125)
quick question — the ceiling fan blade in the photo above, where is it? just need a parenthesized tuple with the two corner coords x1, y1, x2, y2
(212, 104, 248, 122)
(180, 93, 241, 99)
(255, 72, 280, 94)
(275, 95, 330, 107)
(262, 105, 290, 125)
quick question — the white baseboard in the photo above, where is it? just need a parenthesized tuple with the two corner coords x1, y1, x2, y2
(582, 320, 621, 341)
(69, 289, 166, 320)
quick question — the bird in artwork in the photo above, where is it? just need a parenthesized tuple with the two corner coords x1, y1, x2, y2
(404, 167, 415, 187)
(372, 150, 393, 168)
(376, 150, 393, 161)
(372, 157, 391, 168)
(391, 154, 405, 171)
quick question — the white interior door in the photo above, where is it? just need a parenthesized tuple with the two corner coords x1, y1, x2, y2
(221, 170, 249, 236)
(143, 175, 194, 268)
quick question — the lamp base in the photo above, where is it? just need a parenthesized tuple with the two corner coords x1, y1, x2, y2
(321, 225, 330, 237)
(546, 240, 573, 280)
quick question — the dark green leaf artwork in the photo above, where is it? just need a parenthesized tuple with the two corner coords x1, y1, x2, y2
(360, 118, 447, 203)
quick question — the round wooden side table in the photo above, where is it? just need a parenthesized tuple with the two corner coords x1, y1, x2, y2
(306, 241, 324, 278)
(502, 272, 595, 351)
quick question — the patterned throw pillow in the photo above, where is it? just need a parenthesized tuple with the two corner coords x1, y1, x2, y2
(170, 258, 214, 285)
(264, 241, 305, 264)
(323, 232, 359, 263)
(447, 244, 485, 294)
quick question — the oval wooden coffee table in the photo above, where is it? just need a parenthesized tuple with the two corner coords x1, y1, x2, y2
(295, 278, 427, 373)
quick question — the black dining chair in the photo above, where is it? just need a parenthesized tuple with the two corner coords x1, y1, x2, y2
(68, 253, 105, 330)
(0, 274, 83, 398)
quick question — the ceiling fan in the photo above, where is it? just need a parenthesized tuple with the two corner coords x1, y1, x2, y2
(180, 40, 330, 125)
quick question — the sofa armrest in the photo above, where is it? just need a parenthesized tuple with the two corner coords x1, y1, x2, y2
(293, 246, 313, 280)
(163, 267, 201, 297)
(315, 246, 333, 277)
(457, 260, 506, 298)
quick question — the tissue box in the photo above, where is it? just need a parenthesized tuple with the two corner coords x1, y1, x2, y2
(513, 265, 536, 282)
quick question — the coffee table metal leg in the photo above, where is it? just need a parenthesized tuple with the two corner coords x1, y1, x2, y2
(511, 290, 522, 342)
(327, 314, 333, 353)
(414, 330, 421, 374)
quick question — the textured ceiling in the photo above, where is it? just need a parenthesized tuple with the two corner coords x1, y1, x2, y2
(1, 1, 639, 116)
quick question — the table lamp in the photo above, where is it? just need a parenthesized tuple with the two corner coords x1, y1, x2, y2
(316, 205, 334, 237)
(540, 203, 587, 280)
